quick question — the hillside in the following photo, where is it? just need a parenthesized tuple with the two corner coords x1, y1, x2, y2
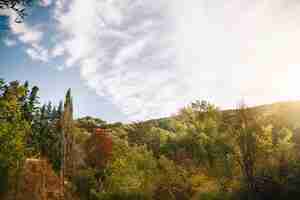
(125, 100, 300, 133)
(2, 79, 300, 200)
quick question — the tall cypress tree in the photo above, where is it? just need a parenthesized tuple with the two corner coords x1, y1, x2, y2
(57, 101, 63, 119)
(62, 89, 75, 179)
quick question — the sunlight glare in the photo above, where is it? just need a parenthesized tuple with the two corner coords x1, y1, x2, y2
(285, 65, 300, 100)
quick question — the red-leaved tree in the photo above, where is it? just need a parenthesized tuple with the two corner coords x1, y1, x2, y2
(84, 128, 113, 170)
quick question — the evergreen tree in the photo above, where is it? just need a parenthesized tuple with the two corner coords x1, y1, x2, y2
(57, 100, 63, 119)
(25, 85, 39, 122)
(0, 0, 39, 23)
(28, 86, 39, 111)
(51, 106, 57, 120)
(46, 102, 52, 119)
(62, 89, 75, 179)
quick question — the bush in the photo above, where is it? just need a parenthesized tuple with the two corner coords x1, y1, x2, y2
(95, 192, 151, 200)
(0, 164, 9, 198)
(198, 192, 232, 200)
(72, 169, 98, 200)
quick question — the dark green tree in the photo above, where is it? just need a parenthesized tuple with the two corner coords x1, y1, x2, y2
(0, 0, 40, 23)
(62, 89, 75, 178)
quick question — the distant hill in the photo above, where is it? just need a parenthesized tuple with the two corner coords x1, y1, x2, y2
(249, 100, 300, 127)
(75, 101, 300, 134)
(140, 100, 300, 131)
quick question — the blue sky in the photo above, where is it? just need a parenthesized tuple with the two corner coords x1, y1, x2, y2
(1, 0, 300, 122)
(0, 3, 127, 122)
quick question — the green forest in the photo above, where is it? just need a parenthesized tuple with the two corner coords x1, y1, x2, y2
(1, 79, 300, 200)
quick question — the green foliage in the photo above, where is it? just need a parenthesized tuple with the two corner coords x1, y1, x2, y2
(198, 192, 232, 200)
(0, 80, 31, 197)
(0, 164, 9, 198)
(104, 139, 158, 197)
(76, 116, 107, 133)
(73, 169, 98, 200)
(0, 81, 29, 170)
(176, 101, 225, 167)
(2, 78, 300, 200)
(154, 156, 192, 200)
(95, 191, 151, 200)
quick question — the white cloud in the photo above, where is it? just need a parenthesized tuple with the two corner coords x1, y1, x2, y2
(3, 38, 17, 47)
(40, 0, 53, 7)
(52, 0, 182, 120)
(51, 44, 65, 57)
(26, 0, 299, 120)
(9, 18, 43, 43)
(7, 13, 50, 62)
(25, 46, 49, 62)
(113, 35, 153, 66)
(57, 65, 64, 71)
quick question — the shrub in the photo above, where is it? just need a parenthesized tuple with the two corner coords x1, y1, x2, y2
(95, 192, 151, 200)
(198, 192, 232, 200)
(72, 169, 98, 200)
(0, 164, 9, 198)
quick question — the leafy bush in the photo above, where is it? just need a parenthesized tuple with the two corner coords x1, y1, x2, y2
(0, 164, 8, 198)
(95, 192, 151, 200)
(104, 140, 158, 197)
(72, 169, 98, 200)
(198, 192, 232, 200)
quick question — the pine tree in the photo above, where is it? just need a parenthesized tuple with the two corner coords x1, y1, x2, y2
(51, 106, 57, 120)
(28, 86, 39, 111)
(22, 81, 29, 100)
(25, 85, 39, 122)
(40, 104, 46, 120)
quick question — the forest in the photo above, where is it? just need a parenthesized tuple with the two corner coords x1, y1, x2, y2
(1, 78, 300, 200)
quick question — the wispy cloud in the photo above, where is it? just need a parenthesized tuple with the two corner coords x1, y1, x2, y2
(5, 0, 300, 120)
(25, 46, 49, 62)
(50, 0, 300, 120)
(3, 38, 17, 47)
(6, 11, 50, 62)
(51, 0, 184, 120)
(40, 0, 53, 7)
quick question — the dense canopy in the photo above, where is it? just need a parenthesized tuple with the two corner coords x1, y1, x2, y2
(1, 78, 300, 200)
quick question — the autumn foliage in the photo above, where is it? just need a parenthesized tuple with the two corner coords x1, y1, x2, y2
(84, 128, 113, 169)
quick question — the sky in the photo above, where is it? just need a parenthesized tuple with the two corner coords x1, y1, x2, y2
(1, 0, 300, 122)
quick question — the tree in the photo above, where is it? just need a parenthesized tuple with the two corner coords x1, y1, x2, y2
(62, 88, 75, 179)
(0, 80, 30, 197)
(84, 128, 113, 170)
(154, 156, 192, 200)
(177, 100, 223, 168)
(103, 139, 158, 199)
(57, 100, 63, 118)
(76, 116, 107, 133)
(24, 85, 39, 122)
(126, 122, 153, 146)
(230, 103, 273, 199)
(0, 0, 39, 23)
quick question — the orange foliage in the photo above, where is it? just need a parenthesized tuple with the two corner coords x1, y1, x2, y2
(84, 128, 113, 169)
